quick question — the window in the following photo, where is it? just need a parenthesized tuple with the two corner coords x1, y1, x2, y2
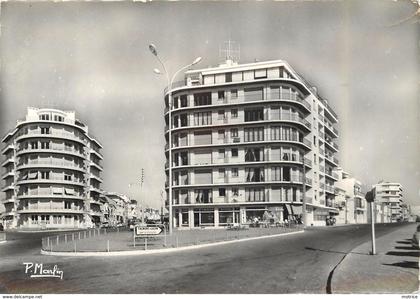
(65, 201, 72, 209)
(244, 108, 264, 122)
(225, 73, 232, 82)
(218, 169, 225, 178)
(244, 127, 264, 142)
(30, 141, 38, 149)
(39, 114, 49, 121)
(230, 128, 239, 138)
(244, 87, 264, 102)
(245, 148, 264, 162)
(219, 188, 226, 197)
(245, 167, 265, 182)
(231, 148, 238, 157)
(54, 115, 64, 122)
(245, 188, 265, 202)
(64, 174, 72, 181)
(218, 110, 226, 120)
(218, 130, 225, 140)
(193, 111, 212, 126)
(40, 171, 49, 179)
(218, 149, 225, 159)
(41, 141, 49, 149)
(218, 91, 225, 100)
(41, 127, 50, 134)
(194, 92, 212, 106)
(231, 109, 238, 118)
(180, 95, 188, 107)
(232, 188, 239, 196)
(231, 89, 238, 99)
(254, 69, 267, 79)
(232, 168, 239, 177)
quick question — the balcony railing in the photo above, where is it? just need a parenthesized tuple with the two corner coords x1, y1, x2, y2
(16, 161, 85, 171)
(15, 131, 87, 145)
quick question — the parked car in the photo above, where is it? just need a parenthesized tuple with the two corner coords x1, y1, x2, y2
(100, 222, 110, 229)
(412, 225, 420, 249)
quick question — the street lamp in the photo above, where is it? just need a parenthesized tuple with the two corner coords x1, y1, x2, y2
(149, 43, 202, 234)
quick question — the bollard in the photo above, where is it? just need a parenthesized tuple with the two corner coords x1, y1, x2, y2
(57, 235, 59, 245)
(78, 232, 81, 240)
(145, 238, 147, 251)
(107, 240, 110, 252)
(133, 233, 136, 248)
(47, 237, 50, 249)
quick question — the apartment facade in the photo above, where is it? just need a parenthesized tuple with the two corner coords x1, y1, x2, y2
(164, 59, 340, 228)
(334, 168, 367, 224)
(101, 192, 130, 226)
(1, 107, 103, 230)
(374, 181, 403, 222)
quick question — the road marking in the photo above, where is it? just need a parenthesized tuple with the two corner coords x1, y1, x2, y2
(41, 230, 305, 257)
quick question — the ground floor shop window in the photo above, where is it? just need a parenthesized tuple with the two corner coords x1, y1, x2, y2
(193, 208, 214, 227)
(245, 207, 266, 224)
(218, 208, 240, 226)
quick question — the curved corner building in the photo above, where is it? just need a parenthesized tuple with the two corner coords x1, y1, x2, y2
(164, 59, 340, 228)
(1, 107, 103, 230)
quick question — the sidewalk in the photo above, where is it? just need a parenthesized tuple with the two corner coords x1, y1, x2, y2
(332, 223, 419, 293)
(42, 225, 303, 254)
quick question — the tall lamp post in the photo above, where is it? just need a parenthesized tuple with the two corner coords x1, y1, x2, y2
(149, 43, 202, 234)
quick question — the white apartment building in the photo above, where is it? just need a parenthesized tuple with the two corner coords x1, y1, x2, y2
(1, 107, 103, 230)
(334, 168, 367, 224)
(374, 181, 403, 222)
(163, 58, 340, 228)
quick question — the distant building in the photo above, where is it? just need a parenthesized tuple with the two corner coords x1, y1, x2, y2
(334, 168, 367, 224)
(374, 182, 403, 223)
(1, 107, 103, 230)
(163, 58, 340, 228)
(101, 192, 130, 226)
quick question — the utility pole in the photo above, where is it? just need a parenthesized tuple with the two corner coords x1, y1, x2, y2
(365, 188, 376, 255)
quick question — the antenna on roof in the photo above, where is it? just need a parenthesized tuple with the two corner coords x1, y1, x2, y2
(219, 39, 240, 64)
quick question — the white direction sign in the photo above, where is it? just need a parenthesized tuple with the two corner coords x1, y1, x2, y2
(135, 226, 162, 236)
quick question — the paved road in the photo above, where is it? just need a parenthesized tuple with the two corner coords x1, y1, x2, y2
(0, 223, 412, 294)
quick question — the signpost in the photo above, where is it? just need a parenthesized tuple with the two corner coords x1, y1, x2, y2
(135, 225, 162, 236)
(133, 225, 162, 249)
(365, 188, 376, 255)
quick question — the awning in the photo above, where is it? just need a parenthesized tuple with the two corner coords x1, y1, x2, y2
(284, 204, 291, 215)
(52, 187, 63, 194)
(291, 205, 302, 215)
(65, 188, 74, 195)
(28, 172, 38, 179)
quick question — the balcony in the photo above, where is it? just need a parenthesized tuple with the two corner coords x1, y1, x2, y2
(18, 207, 86, 214)
(325, 184, 335, 194)
(16, 179, 85, 187)
(15, 131, 87, 145)
(1, 144, 14, 155)
(1, 158, 15, 167)
(325, 155, 339, 166)
(325, 171, 338, 181)
(16, 161, 86, 172)
(325, 139, 339, 152)
(17, 193, 86, 200)
(1, 171, 15, 180)
(16, 148, 87, 159)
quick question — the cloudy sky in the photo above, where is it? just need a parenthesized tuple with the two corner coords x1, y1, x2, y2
(0, 1, 419, 211)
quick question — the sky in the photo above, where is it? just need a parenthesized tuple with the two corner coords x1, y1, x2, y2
(0, 1, 419, 211)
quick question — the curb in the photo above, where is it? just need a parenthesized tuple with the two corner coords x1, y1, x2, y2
(41, 230, 304, 257)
